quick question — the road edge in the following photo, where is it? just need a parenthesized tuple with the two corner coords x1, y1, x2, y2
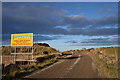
(24, 55, 73, 78)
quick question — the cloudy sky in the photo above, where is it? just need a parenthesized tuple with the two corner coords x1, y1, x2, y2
(2, 2, 118, 51)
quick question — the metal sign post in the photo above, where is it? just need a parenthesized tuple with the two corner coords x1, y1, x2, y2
(11, 46, 34, 64)
(10, 33, 34, 65)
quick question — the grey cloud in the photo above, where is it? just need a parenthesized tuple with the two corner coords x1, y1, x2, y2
(92, 16, 118, 27)
(65, 28, 118, 36)
(34, 35, 62, 42)
(2, 3, 118, 37)
(62, 15, 92, 28)
(62, 15, 117, 29)
(64, 40, 78, 43)
(3, 3, 66, 34)
(76, 37, 118, 46)
(99, 8, 117, 14)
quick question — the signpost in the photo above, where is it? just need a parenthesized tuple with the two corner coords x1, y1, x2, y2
(11, 33, 34, 64)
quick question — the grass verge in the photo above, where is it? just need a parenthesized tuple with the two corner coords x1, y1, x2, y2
(88, 51, 118, 78)
(2, 54, 67, 80)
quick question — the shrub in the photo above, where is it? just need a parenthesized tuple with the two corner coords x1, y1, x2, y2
(36, 57, 46, 63)
(46, 55, 55, 59)
(3, 64, 20, 77)
(36, 55, 55, 63)
(43, 51, 48, 55)
(82, 48, 86, 51)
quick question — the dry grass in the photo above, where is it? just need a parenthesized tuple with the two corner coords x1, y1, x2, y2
(2, 43, 60, 79)
(63, 47, 119, 78)
(2, 44, 58, 55)
(2, 54, 67, 79)
(88, 47, 119, 78)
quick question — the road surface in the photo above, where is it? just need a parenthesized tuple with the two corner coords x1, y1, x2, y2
(25, 53, 99, 79)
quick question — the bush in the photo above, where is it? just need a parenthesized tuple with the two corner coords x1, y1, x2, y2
(43, 51, 48, 55)
(36, 57, 46, 63)
(3, 64, 20, 77)
(82, 48, 86, 51)
(46, 55, 55, 59)
(36, 55, 55, 63)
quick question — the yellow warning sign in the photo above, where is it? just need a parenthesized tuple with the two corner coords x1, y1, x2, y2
(11, 33, 33, 46)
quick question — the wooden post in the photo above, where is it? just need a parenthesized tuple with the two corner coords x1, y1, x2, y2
(22, 54, 23, 65)
(115, 49, 118, 69)
(28, 47, 30, 65)
(115, 50, 118, 62)
(15, 47, 16, 64)
(1, 56, 2, 65)
(10, 47, 11, 64)
(32, 47, 33, 60)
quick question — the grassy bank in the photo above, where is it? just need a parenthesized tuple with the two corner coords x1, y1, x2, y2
(87, 47, 119, 78)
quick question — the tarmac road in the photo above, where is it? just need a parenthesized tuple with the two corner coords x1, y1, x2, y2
(24, 53, 99, 79)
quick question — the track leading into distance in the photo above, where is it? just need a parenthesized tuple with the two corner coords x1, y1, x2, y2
(25, 53, 99, 79)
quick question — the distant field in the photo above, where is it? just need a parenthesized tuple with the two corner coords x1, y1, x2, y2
(104, 48, 118, 55)
(101, 48, 119, 54)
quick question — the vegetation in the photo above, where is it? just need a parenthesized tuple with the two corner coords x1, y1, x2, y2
(2, 43, 119, 79)
(43, 51, 48, 55)
(36, 55, 55, 63)
(62, 47, 119, 78)
(85, 47, 119, 78)
(2, 43, 58, 55)
(2, 43, 61, 79)
(2, 54, 67, 80)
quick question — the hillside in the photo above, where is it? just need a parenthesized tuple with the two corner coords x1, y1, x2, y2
(2, 43, 67, 80)
(2, 43, 58, 55)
